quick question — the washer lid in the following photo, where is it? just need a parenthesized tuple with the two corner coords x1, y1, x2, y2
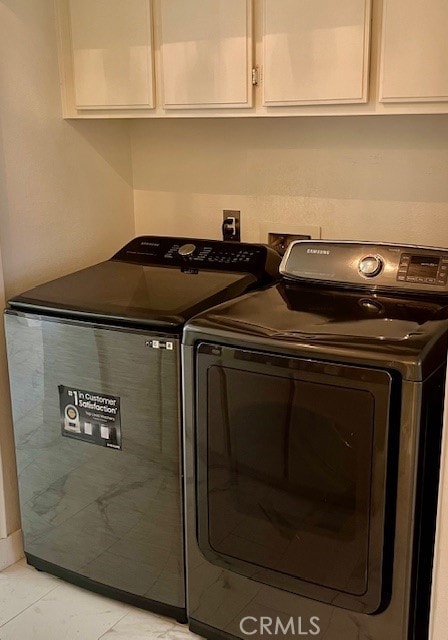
(7, 261, 257, 329)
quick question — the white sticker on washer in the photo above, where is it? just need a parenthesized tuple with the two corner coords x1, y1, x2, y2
(100, 425, 110, 439)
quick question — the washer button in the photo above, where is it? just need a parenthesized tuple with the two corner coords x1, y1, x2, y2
(178, 243, 196, 257)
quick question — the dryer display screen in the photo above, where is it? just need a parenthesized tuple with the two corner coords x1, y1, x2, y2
(407, 255, 440, 279)
(398, 253, 448, 285)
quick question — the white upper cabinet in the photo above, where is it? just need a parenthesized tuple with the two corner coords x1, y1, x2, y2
(380, 0, 448, 102)
(56, 0, 448, 117)
(68, 0, 154, 109)
(262, 0, 371, 105)
(159, 0, 253, 108)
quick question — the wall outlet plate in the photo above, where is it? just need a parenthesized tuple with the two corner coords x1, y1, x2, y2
(223, 210, 241, 242)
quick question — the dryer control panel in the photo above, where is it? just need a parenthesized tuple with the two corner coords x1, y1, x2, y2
(281, 241, 448, 294)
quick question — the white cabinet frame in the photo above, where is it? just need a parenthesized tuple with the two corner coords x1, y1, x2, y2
(157, 0, 254, 109)
(56, 0, 155, 114)
(262, 0, 372, 106)
(379, 0, 448, 103)
(55, 0, 448, 118)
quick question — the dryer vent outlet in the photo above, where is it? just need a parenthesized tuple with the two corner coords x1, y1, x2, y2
(268, 233, 311, 257)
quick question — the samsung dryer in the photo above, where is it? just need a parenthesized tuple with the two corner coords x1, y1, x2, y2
(4, 235, 280, 622)
(182, 240, 448, 639)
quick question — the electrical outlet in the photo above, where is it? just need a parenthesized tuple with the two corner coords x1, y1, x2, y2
(222, 210, 241, 242)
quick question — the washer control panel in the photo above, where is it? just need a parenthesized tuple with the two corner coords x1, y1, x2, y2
(163, 240, 264, 267)
(112, 236, 279, 275)
(281, 241, 448, 294)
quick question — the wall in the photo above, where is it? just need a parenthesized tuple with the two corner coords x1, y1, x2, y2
(0, 244, 22, 569)
(131, 115, 448, 247)
(0, 0, 134, 564)
(0, 0, 135, 299)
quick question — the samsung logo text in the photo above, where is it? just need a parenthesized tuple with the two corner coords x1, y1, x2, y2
(306, 249, 330, 255)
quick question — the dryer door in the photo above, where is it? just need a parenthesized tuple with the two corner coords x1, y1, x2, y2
(195, 342, 398, 614)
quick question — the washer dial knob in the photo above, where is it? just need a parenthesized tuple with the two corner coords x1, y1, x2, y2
(178, 243, 196, 257)
(358, 255, 383, 278)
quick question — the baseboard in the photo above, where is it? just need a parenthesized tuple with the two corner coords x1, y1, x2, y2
(0, 529, 23, 570)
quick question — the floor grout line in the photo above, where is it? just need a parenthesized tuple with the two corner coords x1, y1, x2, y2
(0, 570, 62, 630)
(96, 608, 134, 640)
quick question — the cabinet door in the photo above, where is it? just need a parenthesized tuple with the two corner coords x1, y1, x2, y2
(380, 0, 448, 102)
(159, 0, 253, 109)
(69, 0, 154, 109)
(262, 0, 371, 106)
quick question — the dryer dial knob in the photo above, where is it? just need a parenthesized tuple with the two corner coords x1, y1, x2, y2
(359, 255, 383, 277)
(178, 243, 196, 257)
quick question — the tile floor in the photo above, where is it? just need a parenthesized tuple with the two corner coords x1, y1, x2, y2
(0, 559, 202, 640)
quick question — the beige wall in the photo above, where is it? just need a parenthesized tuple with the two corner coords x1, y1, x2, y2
(0, 1, 134, 299)
(0, 245, 15, 539)
(0, 0, 134, 558)
(131, 115, 448, 247)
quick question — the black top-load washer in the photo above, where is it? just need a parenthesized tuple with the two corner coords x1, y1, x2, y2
(182, 240, 448, 640)
(4, 235, 280, 622)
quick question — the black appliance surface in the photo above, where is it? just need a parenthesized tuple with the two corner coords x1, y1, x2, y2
(4, 235, 280, 622)
(8, 236, 279, 330)
(182, 241, 448, 640)
(185, 281, 448, 380)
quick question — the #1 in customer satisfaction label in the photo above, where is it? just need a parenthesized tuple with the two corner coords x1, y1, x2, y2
(59, 385, 122, 450)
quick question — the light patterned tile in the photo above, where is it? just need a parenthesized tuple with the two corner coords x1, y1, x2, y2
(156, 627, 203, 640)
(0, 561, 201, 640)
(98, 609, 177, 639)
(0, 580, 128, 640)
(98, 609, 202, 640)
(0, 561, 59, 626)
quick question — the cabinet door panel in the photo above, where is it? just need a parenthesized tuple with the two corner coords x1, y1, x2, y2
(69, 0, 154, 109)
(380, 0, 448, 102)
(160, 0, 253, 108)
(263, 0, 371, 105)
